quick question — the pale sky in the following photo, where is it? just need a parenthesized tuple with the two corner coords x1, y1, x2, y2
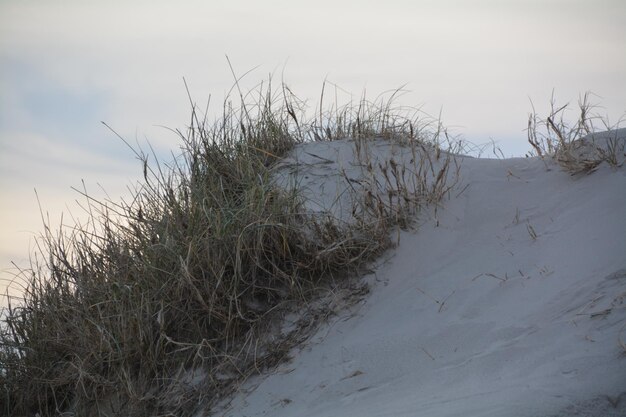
(1, 0, 625, 303)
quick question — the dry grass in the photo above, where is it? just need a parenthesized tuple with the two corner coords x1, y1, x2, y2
(527, 92, 625, 174)
(306, 83, 461, 230)
(0, 79, 458, 417)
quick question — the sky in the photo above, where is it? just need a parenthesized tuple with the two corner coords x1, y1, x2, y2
(1, 0, 625, 304)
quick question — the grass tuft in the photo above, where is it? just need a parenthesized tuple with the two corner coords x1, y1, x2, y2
(527, 92, 625, 174)
(0, 79, 457, 417)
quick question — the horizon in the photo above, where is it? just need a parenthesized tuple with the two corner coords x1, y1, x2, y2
(1, 0, 625, 303)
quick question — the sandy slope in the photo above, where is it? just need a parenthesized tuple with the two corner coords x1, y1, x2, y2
(213, 131, 626, 417)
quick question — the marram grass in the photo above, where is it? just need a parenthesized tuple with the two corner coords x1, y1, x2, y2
(0, 80, 458, 417)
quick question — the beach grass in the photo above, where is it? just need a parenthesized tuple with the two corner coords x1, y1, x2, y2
(0, 78, 457, 417)
(527, 92, 625, 173)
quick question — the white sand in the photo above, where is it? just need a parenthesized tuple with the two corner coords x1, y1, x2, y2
(213, 130, 626, 417)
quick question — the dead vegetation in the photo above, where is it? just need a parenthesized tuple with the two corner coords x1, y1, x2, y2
(527, 92, 625, 174)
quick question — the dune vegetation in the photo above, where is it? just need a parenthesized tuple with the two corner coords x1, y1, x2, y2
(1, 78, 622, 417)
(0, 79, 459, 416)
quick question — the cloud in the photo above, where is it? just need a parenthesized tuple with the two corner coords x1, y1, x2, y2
(2, 1, 624, 147)
(1, 0, 625, 302)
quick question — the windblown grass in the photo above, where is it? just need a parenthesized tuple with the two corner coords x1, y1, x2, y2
(527, 92, 625, 174)
(0, 79, 458, 417)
